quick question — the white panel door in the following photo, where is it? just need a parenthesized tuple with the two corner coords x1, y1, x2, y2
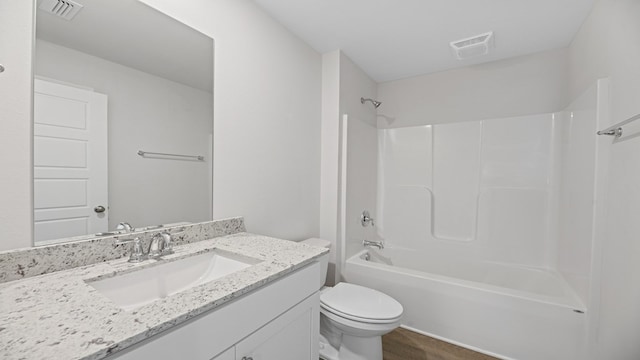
(33, 79, 108, 243)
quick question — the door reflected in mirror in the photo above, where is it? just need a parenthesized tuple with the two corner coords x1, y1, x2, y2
(34, 0, 214, 245)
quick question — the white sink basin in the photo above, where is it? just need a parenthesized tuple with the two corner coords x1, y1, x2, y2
(88, 250, 261, 311)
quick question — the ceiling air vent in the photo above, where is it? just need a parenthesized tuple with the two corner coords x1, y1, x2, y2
(38, 0, 84, 21)
(450, 31, 494, 60)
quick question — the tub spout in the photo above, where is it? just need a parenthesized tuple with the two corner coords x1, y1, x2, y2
(363, 240, 384, 249)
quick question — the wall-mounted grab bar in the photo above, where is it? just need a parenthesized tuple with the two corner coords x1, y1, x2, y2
(137, 150, 204, 161)
(597, 113, 640, 138)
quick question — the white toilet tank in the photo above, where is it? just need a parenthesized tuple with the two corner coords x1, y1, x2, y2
(300, 238, 331, 289)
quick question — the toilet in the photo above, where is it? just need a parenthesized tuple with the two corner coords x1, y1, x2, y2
(301, 238, 403, 360)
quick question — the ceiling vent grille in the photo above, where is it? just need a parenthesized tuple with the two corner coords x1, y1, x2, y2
(39, 0, 84, 21)
(450, 31, 494, 60)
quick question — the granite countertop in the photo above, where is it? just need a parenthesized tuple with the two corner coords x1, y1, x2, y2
(0, 233, 328, 360)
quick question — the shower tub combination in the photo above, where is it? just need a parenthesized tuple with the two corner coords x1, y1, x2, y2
(344, 248, 586, 360)
(340, 80, 609, 359)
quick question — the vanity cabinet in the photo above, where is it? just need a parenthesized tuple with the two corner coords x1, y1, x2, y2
(111, 262, 321, 360)
(234, 293, 316, 360)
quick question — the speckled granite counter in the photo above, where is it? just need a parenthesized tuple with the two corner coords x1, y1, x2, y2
(0, 233, 328, 360)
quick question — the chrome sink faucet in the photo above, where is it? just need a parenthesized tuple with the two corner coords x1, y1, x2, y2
(120, 231, 174, 263)
(148, 232, 174, 258)
(363, 239, 384, 250)
(116, 222, 135, 233)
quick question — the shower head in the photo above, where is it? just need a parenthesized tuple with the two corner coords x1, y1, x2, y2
(361, 97, 382, 109)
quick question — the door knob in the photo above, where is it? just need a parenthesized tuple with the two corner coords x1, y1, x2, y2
(94, 205, 106, 213)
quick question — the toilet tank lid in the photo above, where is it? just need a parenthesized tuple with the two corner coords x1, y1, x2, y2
(301, 238, 331, 248)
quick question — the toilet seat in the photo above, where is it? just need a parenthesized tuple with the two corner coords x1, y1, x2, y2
(321, 303, 402, 324)
(320, 283, 403, 324)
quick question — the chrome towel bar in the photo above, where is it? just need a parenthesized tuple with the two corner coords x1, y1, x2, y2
(137, 150, 204, 161)
(597, 113, 640, 138)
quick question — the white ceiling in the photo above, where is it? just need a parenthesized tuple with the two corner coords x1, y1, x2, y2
(36, 0, 213, 93)
(252, 0, 596, 82)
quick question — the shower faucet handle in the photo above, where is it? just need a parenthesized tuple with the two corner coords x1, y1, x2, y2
(361, 210, 375, 227)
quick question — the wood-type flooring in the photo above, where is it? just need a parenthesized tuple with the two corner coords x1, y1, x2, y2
(382, 327, 499, 360)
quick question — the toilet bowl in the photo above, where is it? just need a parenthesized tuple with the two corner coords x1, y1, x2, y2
(301, 238, 403, 360)
(319, 282, 403, 360)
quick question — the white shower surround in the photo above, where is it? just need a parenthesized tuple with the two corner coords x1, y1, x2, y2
(374, 113, 559, 268)
(339, 79, 609, 358)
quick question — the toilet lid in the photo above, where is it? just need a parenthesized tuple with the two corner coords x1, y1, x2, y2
(320, 283, 403, 322)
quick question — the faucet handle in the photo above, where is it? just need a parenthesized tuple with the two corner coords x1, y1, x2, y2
(148, 233, 164, 258)
(128, 237, 147, 263)
(160, 232, 174, 256)
(361, 210, 375, 227)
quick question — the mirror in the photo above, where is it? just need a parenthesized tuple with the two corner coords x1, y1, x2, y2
(33, 0, 214, 245)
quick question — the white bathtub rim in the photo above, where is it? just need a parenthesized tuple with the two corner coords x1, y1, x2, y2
(348, 250, 585, 312)
(399, 324, 513, 360)
(347, 250, 586, 312)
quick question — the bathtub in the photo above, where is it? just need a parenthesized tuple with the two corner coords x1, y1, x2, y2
(343, 248, 587, 360)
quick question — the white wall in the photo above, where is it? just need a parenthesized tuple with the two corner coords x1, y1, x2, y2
(339, 53, 378, 127)
(338, 53, 378, 263)
(377, 48, 569, 128)
(141, 0, 322, 241)
(35, 40, 213, 231)
(569, 0, 640, 358)
(321, 51, 378, 282)
(343, 116, 378, 261)
(320, 53, 339, 241)
(0, 0, 33, 251)
(319, 50, 340, 283)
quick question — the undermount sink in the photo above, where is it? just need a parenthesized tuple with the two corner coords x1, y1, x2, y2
(87, 250, 261, 311)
